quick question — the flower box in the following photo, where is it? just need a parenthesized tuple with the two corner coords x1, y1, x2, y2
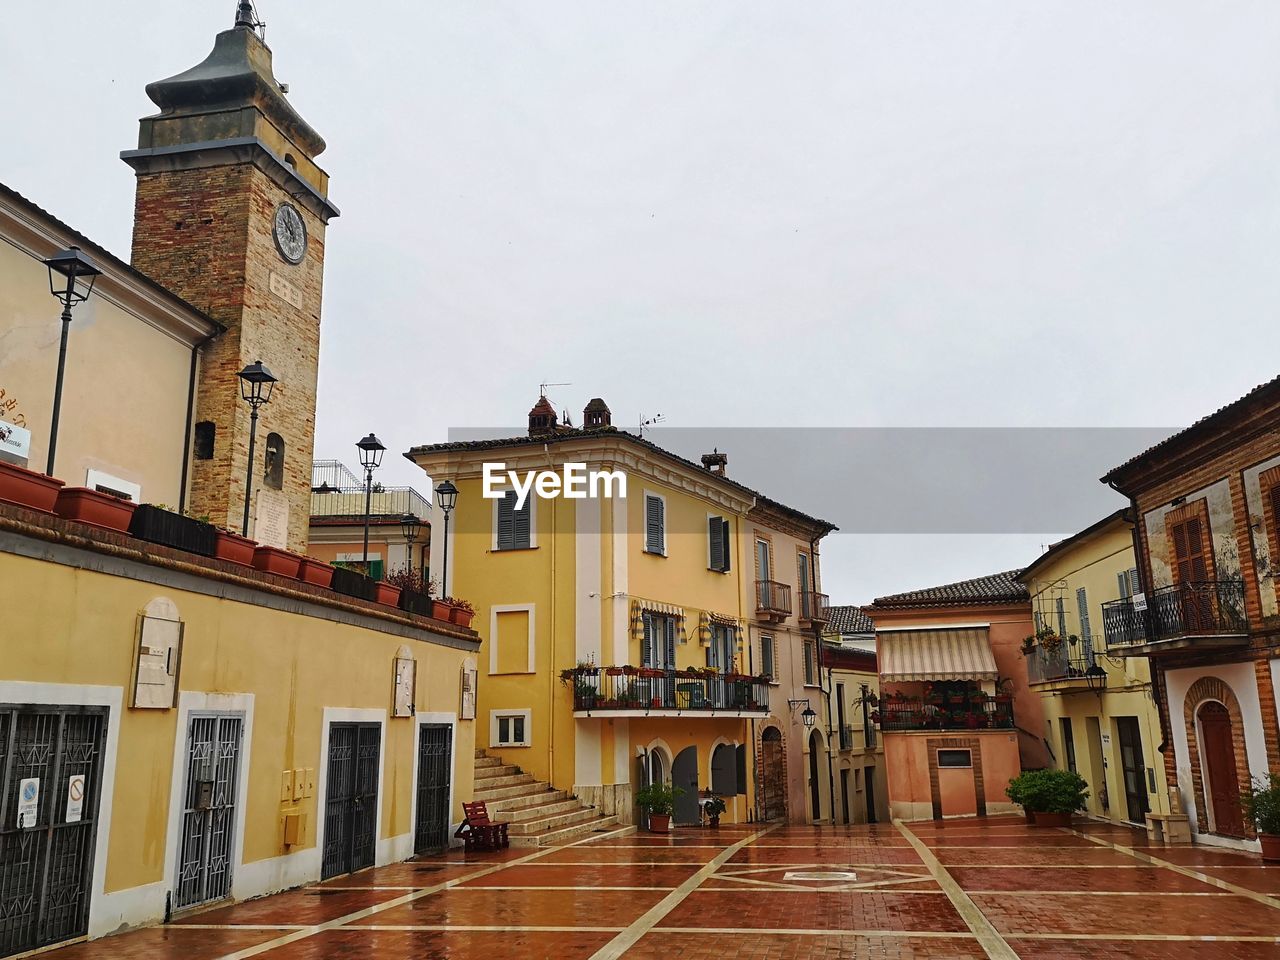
(214, 530, 256, 566)
(0, 460, 65, 513)
(330, 565, 377, 601)
(373, 582, 401, 605)
(129, 504, 217, 556)
(450, 606, 474, 628)
(398, 588, 435, 617)
(54, 487, 136, 532)
(252, 546, 301, 579)
(431, 599, 454, 621)
(298, 556, 334, 587)
(605, 667, 624, 676)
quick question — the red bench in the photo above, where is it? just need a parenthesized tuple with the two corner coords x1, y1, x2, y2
(455, 800, 510, 852)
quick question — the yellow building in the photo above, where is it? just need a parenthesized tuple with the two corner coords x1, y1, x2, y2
(407, 397, 835, 834)
(1018, 510, 1173, 825)
(823, 608, 889, 825)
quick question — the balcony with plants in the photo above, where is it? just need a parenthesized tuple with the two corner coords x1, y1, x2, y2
(871, 683, 1014, 733)
(1101, 579, 1248, 653)
(561, 662, 770, 717)
(1021, 627, 1107, 691)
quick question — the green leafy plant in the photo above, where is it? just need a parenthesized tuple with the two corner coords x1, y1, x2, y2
(1007, 768, 1088, 814)
(703, 795, 727, 817)
(635, 781, 683, 816)
(386, 568, 436, 596)
(1242, 773, 1280, 835)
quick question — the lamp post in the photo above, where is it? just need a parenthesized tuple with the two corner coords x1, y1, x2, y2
(42, 246, 101, 476)
(787, 698, 817, 727)
(434, 479, 458, 596)
(236, 361, 277, 536)
(400, 512, 422, 579)
(356, 433, 386, 573)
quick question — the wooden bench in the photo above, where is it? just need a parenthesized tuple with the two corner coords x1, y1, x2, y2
(455, 800, 510, 852)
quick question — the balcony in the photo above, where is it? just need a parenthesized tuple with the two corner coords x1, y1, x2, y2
(1025, 636, 1106, 692)
(755, 580, 792, 621)
(1101, 580, 1248, 654)
(799, 590, 831, 625)
(563, 666, 770, 717)
(838, 722, 879, 752)
(875, 693, 1014, 733)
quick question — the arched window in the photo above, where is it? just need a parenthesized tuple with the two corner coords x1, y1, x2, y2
(264, 433, 285, 490)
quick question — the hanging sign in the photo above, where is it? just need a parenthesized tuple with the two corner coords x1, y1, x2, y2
(17, 777, 39, 828)
(1132, 592, 1148, 613)
(65, 774, 86, 824)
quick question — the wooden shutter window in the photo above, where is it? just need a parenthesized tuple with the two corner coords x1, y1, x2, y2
(1076, 587, 1091, 641)
(645, 496, 665, 555)
(641, 613, 653, 667)
(497, 491, 516, 550)
(709, 516, 725, 571)
(664, 616, 676, 667)
(719, 519, 731, 572)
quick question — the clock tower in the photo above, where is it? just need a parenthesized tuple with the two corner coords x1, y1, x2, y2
(123, 1, 339, 551)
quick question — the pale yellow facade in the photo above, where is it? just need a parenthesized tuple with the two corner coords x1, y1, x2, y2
(1021, 513, 1173, 825)
(828, 656, 890, 825)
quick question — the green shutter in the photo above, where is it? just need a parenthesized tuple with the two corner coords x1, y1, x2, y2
(1076, 587, 1091, 641)
(709, 516, 724, 571)
(497, 491, 516, 550)
(646, 496, 665, 555)
(719, 518, 731, 572)
(513, 497, 531, 548)
(664, 616, 676, 667)
(641, 613, 653, 666)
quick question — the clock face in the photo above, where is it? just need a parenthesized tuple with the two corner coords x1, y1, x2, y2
(273, 203, 307, 264)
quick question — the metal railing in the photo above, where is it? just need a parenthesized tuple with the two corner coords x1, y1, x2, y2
(564, 667, 770, 713)
(1026, 636, 1098, 684)
(839, 724, 853, 750)
(876, 694, 1014, 733)
(864, 720, 877, 750)
(755, 580, 792, 617)
(310, 485, 432, 521)
(1101, 580, 1247, 649)
(799, 590, 831, 623)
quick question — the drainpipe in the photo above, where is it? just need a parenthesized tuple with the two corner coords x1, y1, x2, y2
(178, 334, 217, 514)
(546, 443, 557, 783)
(812, 533, 836, 825)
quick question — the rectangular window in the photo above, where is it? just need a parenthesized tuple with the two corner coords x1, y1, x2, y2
(1118, 567, 1140, 598)
(494, 712, 529, 747)
(708, 516, 731, 572)
(642, 613, 676, 668)
(797, 552, 812, 617)
(836, 682, 848, 748)
(1076, 587, 1091, 642)
(496, 490, 532, 550)
(645, 495, 666, 556)
(707, 623, 736, 671)
(937, 749, 972, 768)
(803, 638, 818, 686)
(756, 538, 771, 579)
(1060, 717, 1077, 773)
(760, 635, 776, 680)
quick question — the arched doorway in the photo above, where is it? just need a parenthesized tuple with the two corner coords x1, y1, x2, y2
(645, 749, 666, 787)
(672, 746, 699, 825)
(808, 729, 823, 823)
(1198, 701, 1245, 837)
(759, 727, 785, 820)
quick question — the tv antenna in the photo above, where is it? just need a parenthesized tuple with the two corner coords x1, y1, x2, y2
(539, 381, 571, 399)
(638, 412, 666, 437)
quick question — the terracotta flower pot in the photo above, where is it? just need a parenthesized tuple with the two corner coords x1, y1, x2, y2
(298, 556, 335, 587)
(449, 606, 475, 628)
(252, 545, 301, 579)
(647, 813, 671, 833)
(1260, 833, 1280, 864)
(431, 599, 454, 621)
(0, 460, 65, 512)
(373, 582, 401, 605)
(214, 530, 256, 566)
(1030, 811, 1073, 828)
(54, 487, 136, 532)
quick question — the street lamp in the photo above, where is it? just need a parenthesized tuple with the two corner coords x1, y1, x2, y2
(356, 433, 386, 573)
(434, 479, 458, 596)
(236, 360, 277, 535)
(400, 512, 422, 578)
(43, 246, 101, 475)
(788, 698, 818, 727)
(1084, 663, 1107, 694)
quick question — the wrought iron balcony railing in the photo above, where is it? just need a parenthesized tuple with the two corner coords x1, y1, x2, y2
(799, 590, 831, 624)
(875, 694, 1014, 733)
(1101, 580, 1248, 650)
(563, 666, 770, 714)
(1026, 636, 1102, 685)
(755, 580, 792, 619)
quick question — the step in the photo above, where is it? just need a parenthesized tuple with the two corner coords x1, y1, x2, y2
(471, 772, 535, 792)
(473, 763, 523, 782)
(510, 814, 619, 848)
(472, 777, 544, 801)
(507, 806, 602, 836)
(501, 798, 586, 822)
(487, 788, 573, 813)
(474, 755, 506, 770)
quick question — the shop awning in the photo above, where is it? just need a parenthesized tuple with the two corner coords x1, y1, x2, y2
(878, 628, 998, 682)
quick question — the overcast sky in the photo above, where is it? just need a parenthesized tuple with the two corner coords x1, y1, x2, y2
(3, 2, 1278, 602)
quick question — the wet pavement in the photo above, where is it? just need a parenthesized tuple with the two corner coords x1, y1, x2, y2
(41, 817, 1280, 959)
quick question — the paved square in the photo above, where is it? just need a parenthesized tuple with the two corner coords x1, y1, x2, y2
(36, 817, 1280, 959)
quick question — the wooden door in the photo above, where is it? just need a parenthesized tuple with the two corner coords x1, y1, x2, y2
(1115, 717, 1150, 825)
(760, 728, 786, 820)
(1170, 515, 1212, 631)
(1198, 702, 1245, 837)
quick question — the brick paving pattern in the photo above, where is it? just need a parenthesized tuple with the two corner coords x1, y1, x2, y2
(34, 818, 1280, 959)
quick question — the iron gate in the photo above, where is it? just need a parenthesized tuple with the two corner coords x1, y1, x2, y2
(321, 723, 381, 880)
(174, 714, 243, 909)
(414, 724, 452, 855)
(0, 705, 107, 958)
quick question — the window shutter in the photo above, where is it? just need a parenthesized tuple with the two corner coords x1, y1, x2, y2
(513, 496, 531, 549)
(1128, 568, 1141, 597)
(497, 491, 516, 550)
(1055, 597, 1067, 639)
(1118, 571, 1131, 599)
(709, 516, 724, 571)
(664, 617, 676, 668)
(641, 614, 653, 667)
(736, 744, 747, 795)
(1076, 587, 1090, 641)
(720, 519, 731, 572)
(646, 496, 665, 554)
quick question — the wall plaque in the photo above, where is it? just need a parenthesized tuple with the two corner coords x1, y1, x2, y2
(254, 489, 290, 549)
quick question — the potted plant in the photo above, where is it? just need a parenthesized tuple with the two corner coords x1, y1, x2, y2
(373, 580, 402, 605)
(703, 794, 727, 828)
(53, 487, 136, 532)
(1012, 769, 1089, 827)
(252, 545, 302, 579)
(389, 569, 436, 616)
(330, 564, 377, 601)
(129, 504, 217, 555)
(298, 555, 335, 587)
(213, 528, 256, 566)
(1005, 770, 1043, 823)
(1242, 773, 1280, 863)
(0, 459, 65, 512)
(444, 597, 475, 628)
(635, 781, 683, 833)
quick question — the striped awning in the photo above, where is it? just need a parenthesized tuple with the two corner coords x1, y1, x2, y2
(878, 628, 998, 682)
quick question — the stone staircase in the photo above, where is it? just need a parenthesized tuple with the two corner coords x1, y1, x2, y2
(472, 750, 619, 847)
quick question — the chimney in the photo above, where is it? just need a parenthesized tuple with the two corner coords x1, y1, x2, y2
(528, 395, 556, 437)
(701, 448, 728, 476)
(583, 397, 611, 429)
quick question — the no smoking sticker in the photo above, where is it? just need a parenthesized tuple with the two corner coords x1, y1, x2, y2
(66, 774, 85, 824)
